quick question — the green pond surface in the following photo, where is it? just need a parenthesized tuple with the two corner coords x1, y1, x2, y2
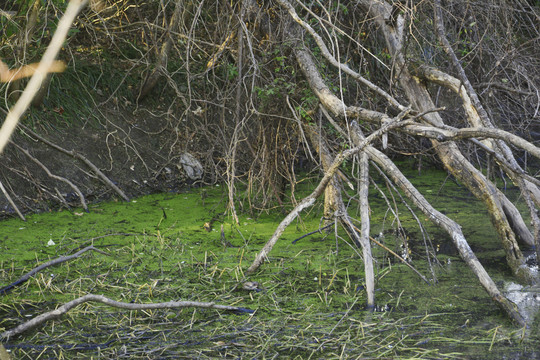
(0, 172, 539, 359)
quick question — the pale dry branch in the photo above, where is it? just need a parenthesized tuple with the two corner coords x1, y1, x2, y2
(349, 120, 526, 327)
(247, 118, 411, 274)
(0, 0, 88, 154)
(0, 60, 66, 83)
(0, 179, 25, 221)
(276, 0, 406, 112)
(1, 294, 253, 340)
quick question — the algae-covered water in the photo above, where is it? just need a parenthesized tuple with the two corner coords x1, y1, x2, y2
(0, 173, 539, 359)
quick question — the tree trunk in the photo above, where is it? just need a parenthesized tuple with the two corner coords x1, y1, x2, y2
(136, 0, 183, 102)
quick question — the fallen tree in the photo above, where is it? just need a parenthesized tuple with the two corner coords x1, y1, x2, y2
(244, 0, 539, 326)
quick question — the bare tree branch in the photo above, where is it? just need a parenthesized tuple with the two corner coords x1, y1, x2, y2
(1, 294, 253, 340)
(0, 0, 88, 154)
(0, 246, 108, 295)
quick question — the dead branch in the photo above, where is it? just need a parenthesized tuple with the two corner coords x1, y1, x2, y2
(0, 0, 88, 154)
(19, 124, 130, 202)
(359, 0, 535, 284)
(349, 120, 526, 327)
(11, 142, 88, 212)
(0, 179, 25, 221)
(305, 121, 376, 307)
(0, 246, 108, 296)
(246, 118, 411, 274)
(291, 222, 335, 244)
(275, 0, 405, 112)
(1, 294, 253, 340)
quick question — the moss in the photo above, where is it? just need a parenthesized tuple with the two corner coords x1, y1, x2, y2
(0, 177, 538, 358)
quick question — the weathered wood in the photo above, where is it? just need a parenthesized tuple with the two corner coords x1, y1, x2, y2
(358, 150, 375, 307)
(272, 0, 536, 323)
(305, 123, 376, 307)
(0, 246, 108, 295)
(349, 121, 526, 326)
(246, 119, 409, 274)
(1, 294, 252, 340)
(356, 0, 536, 284)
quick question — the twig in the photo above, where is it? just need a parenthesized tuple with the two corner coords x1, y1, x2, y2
(366, 232, 430, 285)
(247, 118, 411, 274)
(1, 294, 253, 340)
(0, 245, 109, 295)
(276, 0, 406, 111)
(11, 142, 88, 212)
(19, 124, 130, 201)
(0, 179, 25, 221)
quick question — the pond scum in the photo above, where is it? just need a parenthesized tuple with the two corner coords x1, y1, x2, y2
(0, 176, 539, 359)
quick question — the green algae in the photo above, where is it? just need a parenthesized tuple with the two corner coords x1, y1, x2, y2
(0, 172, 539, 359)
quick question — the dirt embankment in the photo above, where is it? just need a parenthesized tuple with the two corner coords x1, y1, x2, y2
(0, 104, 205, 218)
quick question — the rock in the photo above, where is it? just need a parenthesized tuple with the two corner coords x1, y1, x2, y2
(178, 153, 203, 180)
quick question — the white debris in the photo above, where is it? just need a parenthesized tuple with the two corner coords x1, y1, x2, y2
(178, 153, 203, 180)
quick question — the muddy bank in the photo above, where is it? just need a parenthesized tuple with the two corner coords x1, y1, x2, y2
(1, 105, 207, 217)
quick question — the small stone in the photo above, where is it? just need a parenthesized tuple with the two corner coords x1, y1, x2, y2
(242, 281, 259, 291)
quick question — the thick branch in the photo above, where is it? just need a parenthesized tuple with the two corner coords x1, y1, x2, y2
(349, 121, 527, 327)
(403, 124, 540, 161)
(357, 0, 536, 283)
(246, 119, 410, 274)
(358, 150, 375, 306)
(276, 0, 405, 112)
